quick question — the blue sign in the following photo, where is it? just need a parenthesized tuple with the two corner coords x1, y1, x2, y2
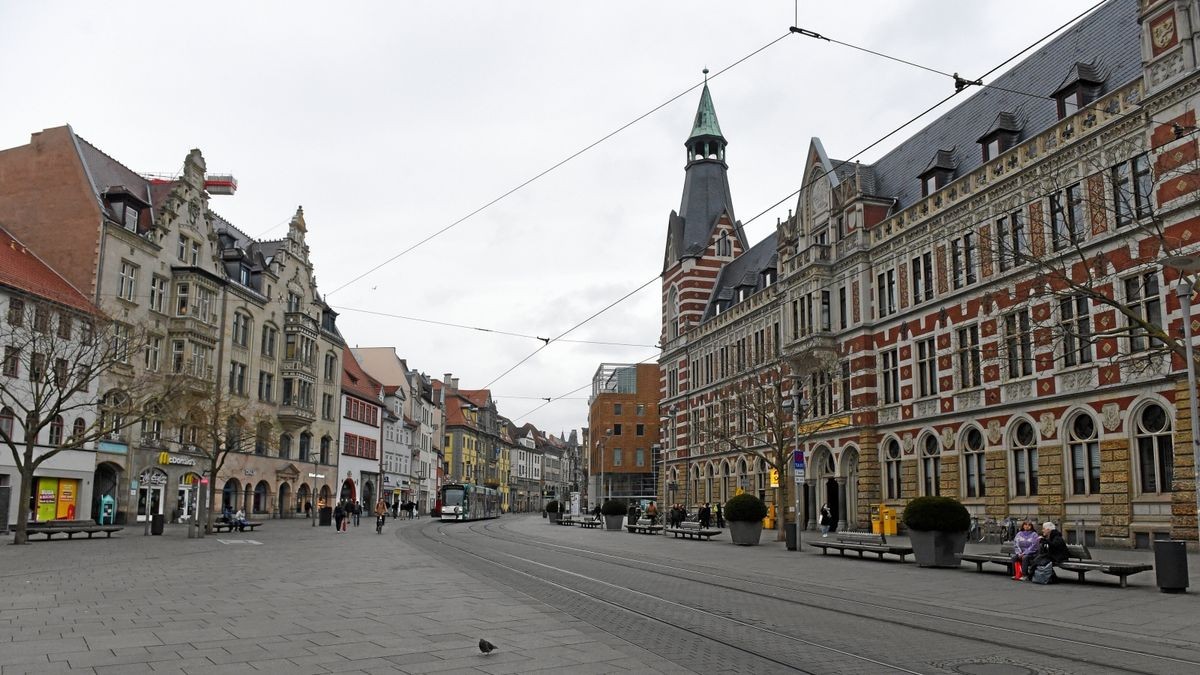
(792, 450, 805, 471)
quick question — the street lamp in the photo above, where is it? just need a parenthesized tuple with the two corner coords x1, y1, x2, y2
(595, 428, 611, 506)
(1164, 255, 1200, 547)
(781, 387, 805, 552)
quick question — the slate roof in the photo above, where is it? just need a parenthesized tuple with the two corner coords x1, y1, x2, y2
(860, 0, 1140, 210)
(0, 225, 96, 315)
(977, 111, 1024, 141)
(702, 231, 778, 320)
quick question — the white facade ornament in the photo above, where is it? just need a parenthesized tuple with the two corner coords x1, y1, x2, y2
(940, 427, 955, 450)
(986, 420, 1002, 445)
(1039, 412, 1056, 439)
(1102, 403, 1121, 432)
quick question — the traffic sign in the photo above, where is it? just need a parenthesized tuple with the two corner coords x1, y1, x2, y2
(792, 449, 805, 471)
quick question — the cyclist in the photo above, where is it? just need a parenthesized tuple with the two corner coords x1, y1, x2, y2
(374, 498, 388, 533)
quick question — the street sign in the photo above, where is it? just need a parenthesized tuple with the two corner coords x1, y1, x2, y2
(794, 469, 805, 483)
(792, 449, 805, 472)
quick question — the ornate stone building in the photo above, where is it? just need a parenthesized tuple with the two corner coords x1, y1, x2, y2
(660, 0, 1200, 547)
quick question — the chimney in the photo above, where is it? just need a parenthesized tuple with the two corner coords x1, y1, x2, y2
(443, 373, 454, 392)
(451, 377, 459, 390)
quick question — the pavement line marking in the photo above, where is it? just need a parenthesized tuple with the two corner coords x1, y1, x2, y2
(216, 539, 262, 545)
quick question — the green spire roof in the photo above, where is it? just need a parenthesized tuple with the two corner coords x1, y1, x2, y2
(688, 84, 723, 140)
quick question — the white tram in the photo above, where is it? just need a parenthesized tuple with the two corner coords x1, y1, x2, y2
(438, 483, 502, 521)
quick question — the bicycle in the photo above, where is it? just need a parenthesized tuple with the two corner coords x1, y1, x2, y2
(376, 514, 385, 534)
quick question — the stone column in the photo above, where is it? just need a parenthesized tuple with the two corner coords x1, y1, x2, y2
(805, 479, 817, 531)
(836, 477, 848, 532)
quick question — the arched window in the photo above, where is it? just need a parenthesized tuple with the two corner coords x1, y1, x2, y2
(299, 432, 312, 462)
(0, 406, 14, 440)
(72, 417, 86, 441)
(256, 423, 271, 455)
(1067, 413, 1100, 496)
(962, 427, 986, 498)
(921, 435, 941, 496)
(226, 416, 243, 452)
(278, 434, 291, 459)
(320, 436, 331, 464)
(1135, 403, 1173, 494)
(884, 439, 902, 499)
(667, 286, 679, 340)
(1011, 420, 1038, 497)
(48, 415, 64, 447)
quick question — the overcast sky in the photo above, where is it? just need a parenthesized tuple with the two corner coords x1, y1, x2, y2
(1, 1, 1099, 436)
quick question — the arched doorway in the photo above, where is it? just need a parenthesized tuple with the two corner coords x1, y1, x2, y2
(253, 481, 269, 514)
(222, 478, 241, 512)
(362, 481, 375, 509)
(319, 485, 332, 508)
(839, 446, 860, 530)
(277, 482, 291, 518)
(92, 462, 122, 524)
(810, 446, 837, 532)
(340, 478, 356, 505)
(296, 484, 310, 514)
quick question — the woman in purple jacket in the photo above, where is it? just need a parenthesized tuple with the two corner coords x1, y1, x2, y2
(1011, 520, 1041, 580)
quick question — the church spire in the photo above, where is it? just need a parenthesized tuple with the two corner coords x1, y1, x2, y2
(686, 69, 726, 166)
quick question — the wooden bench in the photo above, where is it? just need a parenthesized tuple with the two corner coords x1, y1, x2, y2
(808, 531, 913, 562)
(664, 520, 721, 540)
(962, 543, 1153, 588)
(578, 517, 603, 529)
(555, 517, 576, 526)
(26, 520, 123, 540)
(626, 517, 663, 534)
(213, 521, 262, 533)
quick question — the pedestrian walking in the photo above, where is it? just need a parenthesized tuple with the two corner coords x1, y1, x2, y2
(333, 503, 345, 533)
(352, 501, 362, 527)
(715, 503, 725, 528)
(646, 501, 658, 524)
(304, 500, 312, 519)
(819, 503, 833, 537)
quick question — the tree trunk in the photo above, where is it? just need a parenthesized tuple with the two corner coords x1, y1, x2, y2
(205, 467, 218, 534)
(12, 463, 34, 545)
(774, 483, 786, 541)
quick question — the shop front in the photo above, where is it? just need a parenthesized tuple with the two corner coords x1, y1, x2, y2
(132, 448, 204, 523)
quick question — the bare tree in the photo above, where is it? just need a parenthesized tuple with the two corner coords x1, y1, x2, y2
(700, 351, 846, 540)
(0, 302, 176, 544)
(160, 376, 275, 534)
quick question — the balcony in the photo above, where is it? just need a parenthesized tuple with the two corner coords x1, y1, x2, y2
(784, 330, 837, 359)
(168, 315, 218, 344)
(278, 404, 316, 430)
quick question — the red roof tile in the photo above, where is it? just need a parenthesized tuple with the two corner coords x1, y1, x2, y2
(0, 225, 96, 315)
(341, 346, 382, 402)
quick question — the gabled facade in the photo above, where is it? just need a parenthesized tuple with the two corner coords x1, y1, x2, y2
(339, 346, 383, 508)
(660, 0, 1200, 548)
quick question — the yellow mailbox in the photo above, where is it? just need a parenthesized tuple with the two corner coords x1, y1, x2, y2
(880, 504, 898, 536)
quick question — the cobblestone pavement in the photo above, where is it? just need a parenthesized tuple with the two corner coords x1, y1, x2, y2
(2, 516, 1199, 674)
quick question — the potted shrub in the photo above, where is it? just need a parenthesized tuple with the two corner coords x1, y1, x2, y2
(600, 499, 626, 531)
(724, 493, 768, 546)
(545, 500, 561, 523)
(901, 496, 971, 567)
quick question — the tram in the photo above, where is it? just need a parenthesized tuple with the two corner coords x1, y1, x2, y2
(438, 483, 502, 521)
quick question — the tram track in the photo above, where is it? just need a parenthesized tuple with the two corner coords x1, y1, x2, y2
(405, 517, 1200, 675)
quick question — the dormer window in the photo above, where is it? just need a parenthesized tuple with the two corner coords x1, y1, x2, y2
(123, 204, 139, 232)
(1051, 62, 1104, 120)
(919, 149, 956, 197)
(762, 269, 776, 287)
(978, 112, 1021, 161)
(716, 232, 732, 257)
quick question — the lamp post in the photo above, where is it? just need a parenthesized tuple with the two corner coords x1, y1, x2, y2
(782, 387, 805, 551)
(1164, 255, 1200, 547)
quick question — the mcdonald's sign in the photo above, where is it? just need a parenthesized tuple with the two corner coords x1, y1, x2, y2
(158, 452, 197, 466)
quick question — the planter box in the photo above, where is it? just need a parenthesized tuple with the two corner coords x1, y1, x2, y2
(909, 529, 968, 568)
(548, 512, 561, 524)
(603, 514, 624, 531)
(728, 520, 763, 546)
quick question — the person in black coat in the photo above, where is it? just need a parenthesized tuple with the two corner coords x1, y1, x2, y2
(698, 503, 712, 528)
(1025, 521, 1069, 580)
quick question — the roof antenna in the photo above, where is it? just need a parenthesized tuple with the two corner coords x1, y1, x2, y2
(794, 0, 798, 27)
(703, 67, 709, 85)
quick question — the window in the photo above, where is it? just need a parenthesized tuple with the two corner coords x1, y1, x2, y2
(277, 434, 290, 458)
(1050, 185, 1083, 251)
(171, 340, 185, 373)
(232, 313, 251, 348)
(911, 252, 933, 304)
(614, 403, 623, 415)
(996, 211, 1029, 272)
(922, 435, 941, 496)
(1067, 414, 1101, 496)
(177, 235, 187, 262)
(324, 353, 337, 380)
(963, 427, 986, 498)
(7, 298, 23, 327)
(118, 261, 138, 302)
(2, 347, 17, 378)
(1113, 154, 1152, 226)
(876, 269, 896, 317)
(261, 325, 277, 358)
(636, 423, 644, 436)
(956, 325, 981, 389)
(1060, 296, 1092, 366)
(175, 282, 190, 316)
(53, 358, 67, 388)
(612, 448, 622, 467)
(228, 362, 247, 396)
(982, 136, 1003, 160)
(0, 407, 13, 440)
(1125, 272, 1162, 354)
(1135, 403, 1173, 494)
(636, 448, 645, 467)
(33, 304, 49, 333)
(30, 352, 45, 382)
(613, 423, 623, 436)
(320, 436, 331, 464)
(884, 439, 902, 499)
(840, 361, 851, 412)
(838, 286, 848, 329)
(48, 415, 63, 447)
(258, 371, 274, 402)
(287, 292, 301, 313)
(149, 275, 167, 313)
(1012, 420, 1039, 497)
(716, 232, 731, 257)
(1004, 310, 1033, 379)
(881, 349, 900, 405)
(144, 337, 161, 372)
(73, 417, 86, 440)
(951, 238, 964, 289)
(916, 338, 938, 398)
(190, 241, 201, 266)
(56, 313, 72, 340)
(322, 393, 335, 420)
(636, 404, 645, 416)
(112, 323, 130, 363)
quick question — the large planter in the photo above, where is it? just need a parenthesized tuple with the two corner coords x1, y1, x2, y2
(548, 512, 562, 524)
(603, 514, 624, 531)
(728, 520, 763, 546)
(909, 529, 968, 567)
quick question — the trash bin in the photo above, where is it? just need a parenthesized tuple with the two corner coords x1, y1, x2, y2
(1154, 539, 1188, 593)
(318, 506, 332, 527)
(786, 521, 801, 551)
(150, 513, 164, 536)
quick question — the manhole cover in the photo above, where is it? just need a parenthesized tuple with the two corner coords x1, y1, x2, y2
(956, 664, 1036, 675)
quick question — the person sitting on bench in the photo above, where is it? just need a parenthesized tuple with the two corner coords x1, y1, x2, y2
(233, 508, 248, 532)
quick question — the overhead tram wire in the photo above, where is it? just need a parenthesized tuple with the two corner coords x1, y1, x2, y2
(473, 6, 1113, 407)
(331, 305, 657, 348)
(512, 350, 663, 424)
(324, 31, 795, 298)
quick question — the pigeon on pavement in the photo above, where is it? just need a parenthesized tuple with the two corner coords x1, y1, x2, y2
(478, 638, 497, 654)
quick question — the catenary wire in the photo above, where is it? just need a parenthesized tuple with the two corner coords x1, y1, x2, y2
(324, 32, 794, 298)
